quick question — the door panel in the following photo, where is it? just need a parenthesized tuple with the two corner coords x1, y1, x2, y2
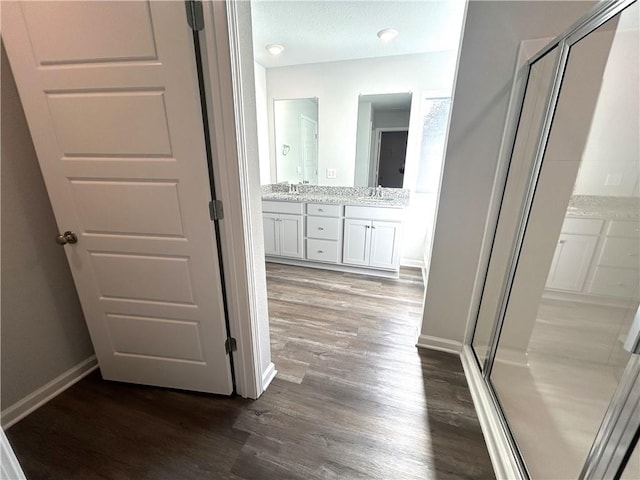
(262, 214, 280, 256)
(369, 221, 400, 269)
(3, 1, 233, 394)
(343, 219, 370, 266)
(279, 214, 304, 258)
(545, 234, 598, 291)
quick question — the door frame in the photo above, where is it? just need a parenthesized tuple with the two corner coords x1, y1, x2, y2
(370, 127, 409, 188)
(198, 1, 276, 399)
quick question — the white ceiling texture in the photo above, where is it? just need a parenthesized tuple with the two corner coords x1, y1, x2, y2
(251, 0, 467, 68)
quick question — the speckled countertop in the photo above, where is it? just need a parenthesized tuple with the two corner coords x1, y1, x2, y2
(567, 195, 639, 220)
(261, 184, 410, 207)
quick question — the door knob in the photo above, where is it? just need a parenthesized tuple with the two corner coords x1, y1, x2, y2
(56, 231, 78, 245)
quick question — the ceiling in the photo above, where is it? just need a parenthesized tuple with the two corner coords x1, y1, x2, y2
(251, 0, 467, 68)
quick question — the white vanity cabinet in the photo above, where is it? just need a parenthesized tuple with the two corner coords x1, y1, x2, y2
(343, 206, 402, 271)
(262, 201, 304, 259)
(305, 203, 342, 264)
(262, 199, 405, 277)
(546, 218, 602, 291)
(545, 216, 639, 301)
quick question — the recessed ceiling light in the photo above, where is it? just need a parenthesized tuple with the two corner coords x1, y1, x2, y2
(377, 28, 399, 43)
(266, 44, 285, 56)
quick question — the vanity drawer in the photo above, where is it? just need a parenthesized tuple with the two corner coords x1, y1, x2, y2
(597, 237, 639, 268)
(344, 205, 403, 222)
(561, 217, 603, 235)
(306, 216, 341, 240)
(608, 220, 640, 238)
(306, 239, 340, 263)
(262, 200, 304, 215)
(307, 203, 341, 217)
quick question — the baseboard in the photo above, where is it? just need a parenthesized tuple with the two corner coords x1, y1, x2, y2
(416, 334, 462, 354)
(400, 258, 424, 269)
(542, 289, 631, 308)
(460, 346, 523, 480)
(261, 362, 277, 394)
(1, 356, 98, 429)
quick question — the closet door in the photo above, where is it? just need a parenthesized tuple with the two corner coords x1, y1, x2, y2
(3, 1, 233, 394)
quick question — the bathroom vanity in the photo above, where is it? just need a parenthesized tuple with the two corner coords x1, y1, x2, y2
(261, 185, 409, 277)
(544, 196, 639, 303)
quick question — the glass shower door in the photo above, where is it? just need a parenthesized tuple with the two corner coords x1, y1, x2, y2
(473, 1, 639, 478)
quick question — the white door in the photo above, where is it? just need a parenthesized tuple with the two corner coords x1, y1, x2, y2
(369, 221, 400, 269)
(262, 214, 280, 256)
(343, 219, 371, 266)
(279, 214, 304, 258)
(3, 2, 233, 394)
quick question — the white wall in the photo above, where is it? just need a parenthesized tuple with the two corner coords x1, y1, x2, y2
(254, 62, 271, 185)
(573, 28, 639, 197)
(265, 52, 458, 187)
(419, 0, 597, 348)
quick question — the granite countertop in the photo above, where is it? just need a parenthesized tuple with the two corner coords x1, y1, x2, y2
(567, 195, 639, 220)
(261, 184, 410, 208)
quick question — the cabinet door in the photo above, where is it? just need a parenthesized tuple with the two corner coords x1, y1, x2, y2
(343, 219, 371, 266)
(262, 214, 279, 256)
(546, 233, 598, 291)
(279, 214, 304, 258)
(369, 221, 401, 270)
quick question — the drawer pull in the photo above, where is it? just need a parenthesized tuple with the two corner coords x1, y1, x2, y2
(317, 250, 323, 253)
(318, 208, 324, 212)
(318, 227, 324, 230)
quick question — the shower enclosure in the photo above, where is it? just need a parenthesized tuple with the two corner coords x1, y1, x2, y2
(462, 0, 639, 478)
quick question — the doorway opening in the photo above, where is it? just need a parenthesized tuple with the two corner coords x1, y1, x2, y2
(374, 129, 408, 188)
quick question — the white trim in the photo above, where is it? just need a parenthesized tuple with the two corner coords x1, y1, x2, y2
(399, 258, 424, 269)
(541, 289, 631, 309)
(265, 257, 400, 279)
(1, 429, 26, 480)
(1, 356, 98, 429)
(416, 334, 462, 354)
(200, 1, 266, 399)
(261, 362, 277, 392)
(460, 346, 524, 480)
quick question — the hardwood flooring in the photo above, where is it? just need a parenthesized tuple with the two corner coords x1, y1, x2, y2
(6, 263, 495, 479)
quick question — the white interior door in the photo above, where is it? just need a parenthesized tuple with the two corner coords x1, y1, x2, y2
(3, 1, 233, 394)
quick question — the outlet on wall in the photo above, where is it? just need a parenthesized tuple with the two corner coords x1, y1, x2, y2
(326, 168, 337, 179)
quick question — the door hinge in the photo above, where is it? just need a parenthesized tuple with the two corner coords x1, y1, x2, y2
(225, 337, 237, 354)
(209, 200, 224, 220)
(185, 0, 204, 31)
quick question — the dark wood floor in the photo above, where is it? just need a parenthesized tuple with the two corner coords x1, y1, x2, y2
(6, 263, 495, 479)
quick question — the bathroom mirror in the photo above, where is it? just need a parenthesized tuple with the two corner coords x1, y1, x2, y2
(274, 98, 319, 184)
(353, 92, 412, 188)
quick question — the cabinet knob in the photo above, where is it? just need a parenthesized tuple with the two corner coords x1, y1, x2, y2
(317, 250, 323, 253)
(318, 227, 324, 230)
(318, 209, 324, 212)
